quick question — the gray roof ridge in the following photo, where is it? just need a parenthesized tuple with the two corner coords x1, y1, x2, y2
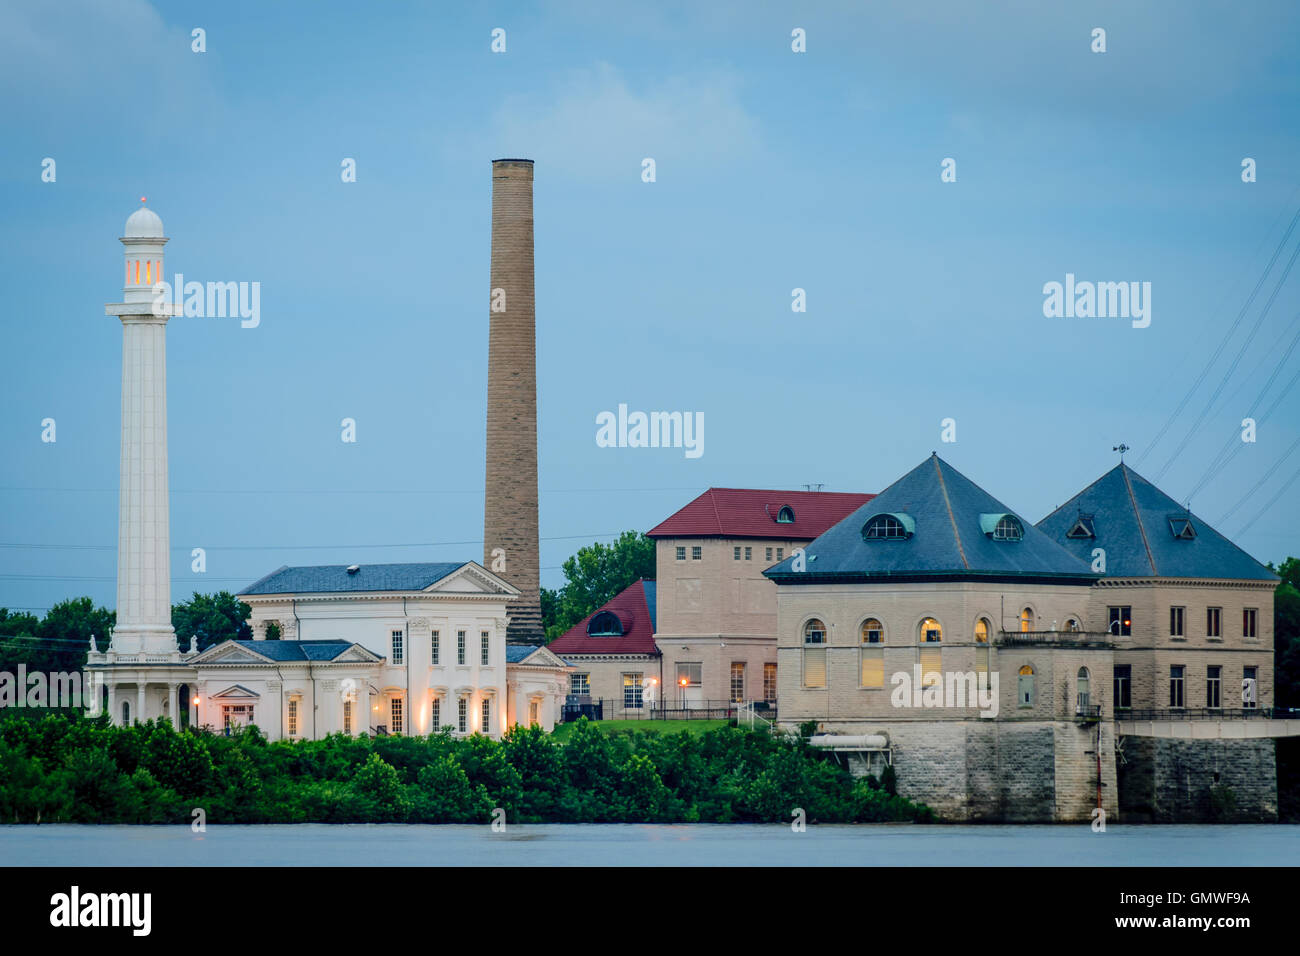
(1119, 464, 1159, 574)
(241, 564, 290, 594)
(1036, 466, 1117, 525)
(932, 454, 970, 570)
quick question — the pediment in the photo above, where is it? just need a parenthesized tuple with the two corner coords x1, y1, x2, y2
(333, 645, 382, 663)
(211, 684, 260, 700)
(512, 645, 568, 669)
(423, 562, 519, 597)
(194, 641, 273, 665)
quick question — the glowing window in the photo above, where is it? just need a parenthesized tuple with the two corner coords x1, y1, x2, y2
(920, 617, 942, 643)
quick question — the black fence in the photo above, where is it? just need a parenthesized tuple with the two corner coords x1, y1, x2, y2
(1116, 707, 1299, 721)
(562, 699, 778, 723)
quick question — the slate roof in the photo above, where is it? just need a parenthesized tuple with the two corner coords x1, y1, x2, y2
(224, 640, 375, 662)
(1036, 464, 1278, 581)
(505, 644, 539, 663)
(647, 488, 875, 540)
(548, 579, 660, 656)
(239, 562, 464, 596)
(764, 454, 1097, 584)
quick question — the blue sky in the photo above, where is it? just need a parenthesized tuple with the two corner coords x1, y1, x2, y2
(2, 0, 1299, 615)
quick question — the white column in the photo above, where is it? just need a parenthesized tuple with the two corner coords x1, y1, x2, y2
(136, 683, 146, 724)
(106, 683, 118, 726)
(168, 683, 179, 726)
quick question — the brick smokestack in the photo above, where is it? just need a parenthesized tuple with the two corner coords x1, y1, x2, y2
(484, 158, 543, 642)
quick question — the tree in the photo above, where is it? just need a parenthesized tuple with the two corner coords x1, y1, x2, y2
(542, 531, 655, 641)
(171, 591, 252, 652)
(0, 598, 113, 675)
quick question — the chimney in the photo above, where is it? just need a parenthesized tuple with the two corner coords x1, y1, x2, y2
(483, 159, 543, 642)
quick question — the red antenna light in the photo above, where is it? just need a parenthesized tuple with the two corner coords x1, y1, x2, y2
(140, 196, 147, 204)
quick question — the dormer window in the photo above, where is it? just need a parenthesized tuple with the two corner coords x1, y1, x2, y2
(1065, 515, 1095, 539)
(863, 512, 914, 540)
(587, 611, 624, 637)
(979, 513, 1023, 541)
(776, 506, 795, 524)
(1169, 516, 1196, 540)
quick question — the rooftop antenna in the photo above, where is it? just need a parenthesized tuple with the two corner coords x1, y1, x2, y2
(803, 483, 824, 492)
(1113, 443, 1130, 461)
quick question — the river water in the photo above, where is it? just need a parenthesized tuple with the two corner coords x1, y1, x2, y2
(2, 823, 1296, 866)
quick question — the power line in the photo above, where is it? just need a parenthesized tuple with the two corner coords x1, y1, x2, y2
(1154, 234, 1300, 482)
(1217, 433, 1300, 525)
(1237, 461, 1300, 536)
(0, 532, 629, 554)
(1137, 200, 1300, 468)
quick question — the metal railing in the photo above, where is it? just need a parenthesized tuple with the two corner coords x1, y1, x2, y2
(996, 630, 1114, 648)
(562, 699, 778, 723)
(1116, 707, 1297, 721)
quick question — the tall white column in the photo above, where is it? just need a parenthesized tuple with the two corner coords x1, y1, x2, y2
(136, 683, 146, 724)
(106, 204, 179, 658)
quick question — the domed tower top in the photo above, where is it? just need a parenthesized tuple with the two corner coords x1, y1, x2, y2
(124, 199, 164, 238)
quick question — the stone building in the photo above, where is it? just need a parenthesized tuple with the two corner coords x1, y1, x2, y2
(646, 488, 874, 707)
(1038, 463, 1282, 821)
(549, 579, 661, 718)
(764, 454, 1115, 822)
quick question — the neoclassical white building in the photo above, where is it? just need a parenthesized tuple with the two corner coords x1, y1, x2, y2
(89, 559, 571, 737)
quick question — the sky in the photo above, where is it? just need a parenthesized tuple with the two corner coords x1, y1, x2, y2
(2, 0, 1299, 616)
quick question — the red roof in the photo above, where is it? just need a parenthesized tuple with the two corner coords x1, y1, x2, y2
(548, 579, 660, 656)
(647, 488, 875, 541)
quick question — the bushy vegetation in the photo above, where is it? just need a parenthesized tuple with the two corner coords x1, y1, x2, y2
(0, 713, 934, 825)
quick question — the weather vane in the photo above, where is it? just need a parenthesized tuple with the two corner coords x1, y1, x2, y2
(1113, 443, 1129, 461)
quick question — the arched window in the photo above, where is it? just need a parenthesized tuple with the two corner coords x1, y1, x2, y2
(1076, 667, 1091, 713)
(803, 618, 827, 644)
(121, 700, 130, 725)
(1018, 665, 1035, 707)
(777, 506, 795, 523)
(860, 619, 884, 688)
(1066, 617, 1081, 632)
(919, 617, 942, 643)
(588, 611, 623, 636)
(863, 513, 912, 540)
(802, 619, 827, 688)
(1020, 607, 1035, 632)
(993, 515, 1023, 541)
(974, 618, 992, 682)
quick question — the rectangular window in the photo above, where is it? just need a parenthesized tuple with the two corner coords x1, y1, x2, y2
(1169, 606, 1184, 637)
(431, 698, 441, 731)
(1207, 665, 1221, 709)
(691, 546, 702, 560)
(776, 548, 784, 560)
(457, 629, 466, 665)
(803, 647, 826, 688)
(528, 700, 539, 725)
(1169, 665, 1185, 709)
(343, 699, 353, 735)
(744, 546, 752, 560)
(763, 663, 777, 703)
(676, 546, 686, 561)
(1243, 666, 1258, 708)
(623, 673, 644, 710)
(1207, 607, 1222, 639)
(1243, 608, 1257, 638)
(222, 704, 254, 733)
(766, 547, 773, 561)
(1108, 606, 1132, 637)
(431, 630, 440, 664)
(458, 698, 468, 733)
(676, 662, 702, 687)
(391, 629, 404, 664)
(480, 630, 490, 666)
(570, 673, 590, 696)
(481, 698, 491, 735)
(1113, 664, 1131, 709)
(975, 645, 990, 680)
(861, 647, 884, 688)
(734, 546, 741, 560)
(919, 648, 942, 687)
(391, 696, 404, 735)
(730, 662, 745, 701)
(287, 698, 299, 737)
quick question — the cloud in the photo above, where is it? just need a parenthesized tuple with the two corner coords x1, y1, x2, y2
(484, 63, 761, 181)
